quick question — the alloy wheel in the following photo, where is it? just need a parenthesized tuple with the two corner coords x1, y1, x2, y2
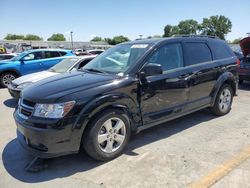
(98, 117, 126, 153)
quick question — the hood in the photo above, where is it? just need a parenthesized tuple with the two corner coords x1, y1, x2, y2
(240, 37, 250, 57)
(12, 71, 58, 85)
(22, 71, 117, 103)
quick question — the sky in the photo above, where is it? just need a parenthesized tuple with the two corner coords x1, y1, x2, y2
(1, 0, 249, 41)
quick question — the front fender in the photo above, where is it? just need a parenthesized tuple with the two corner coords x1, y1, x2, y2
(73, 93, 141, 132)
(210, 71, 237, 106)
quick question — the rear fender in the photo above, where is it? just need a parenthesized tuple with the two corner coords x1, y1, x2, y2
(210, 72, 237, 106)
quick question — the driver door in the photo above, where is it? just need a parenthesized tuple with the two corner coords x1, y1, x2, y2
(20, 51, 45, 75)
(140, 43, 190, 125)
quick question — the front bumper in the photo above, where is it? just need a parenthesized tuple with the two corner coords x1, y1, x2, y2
(14, 110, 81, 158)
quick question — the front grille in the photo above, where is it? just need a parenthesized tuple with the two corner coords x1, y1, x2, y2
(23, 99, 36, 107)
(18, 98, 35, 119)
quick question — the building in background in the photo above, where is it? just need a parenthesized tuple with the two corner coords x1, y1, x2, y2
(0, 40, 112, 53)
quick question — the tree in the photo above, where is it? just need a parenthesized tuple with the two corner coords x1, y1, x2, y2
(4, 34, 24, 40)
(24, 34, 42, 41)
(105, 35, 130, 45)
(163, 25, 179, 37)
(163, 25, 173, 37)
(178, 19, 199, 35)
(47, 33, 66, 41)
(200, 15, 232, 39)
(91, 36, 103, 42)
(231, 38, 242, 44)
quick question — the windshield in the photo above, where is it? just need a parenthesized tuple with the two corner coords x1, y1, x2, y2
(49, 58, 79, 73)
(83, 43, 150, 74)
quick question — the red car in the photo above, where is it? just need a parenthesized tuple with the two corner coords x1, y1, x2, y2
(238, 37, 250, 84)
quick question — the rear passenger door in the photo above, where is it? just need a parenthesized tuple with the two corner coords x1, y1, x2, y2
(42, 51, 62, 70)
(183, 41, 216, 109)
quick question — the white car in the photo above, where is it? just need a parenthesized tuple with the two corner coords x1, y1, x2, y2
(8, 55, 96, 98)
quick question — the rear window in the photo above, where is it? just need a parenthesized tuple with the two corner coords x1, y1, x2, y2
(209, 40, 234, 60)
(184, 42, 212, 66)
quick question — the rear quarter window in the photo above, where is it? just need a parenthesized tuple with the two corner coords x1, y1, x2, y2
(184, 42, 212, 66)
(208, 40, 234, 60)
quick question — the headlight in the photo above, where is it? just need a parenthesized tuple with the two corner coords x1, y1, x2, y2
(33, 101, 75, 118)
(17, 82, 33, 89)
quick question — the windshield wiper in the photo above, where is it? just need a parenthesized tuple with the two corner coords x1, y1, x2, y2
(83, 68, 106, 74)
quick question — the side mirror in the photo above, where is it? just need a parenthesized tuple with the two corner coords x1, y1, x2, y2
(141, 63, 163, 77)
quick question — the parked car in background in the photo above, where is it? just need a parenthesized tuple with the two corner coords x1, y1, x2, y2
(8, 55, 96, 98)
(0, 49, 74, 87)
(15, 36, 238, 161)
(0, 53, 17, 61)
(73, 49, 93, 56)
(237, 37, 250, 84)
(87, 49, 105, 55)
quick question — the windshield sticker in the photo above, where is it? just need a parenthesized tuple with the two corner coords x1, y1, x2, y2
(131, 44, 148, 48)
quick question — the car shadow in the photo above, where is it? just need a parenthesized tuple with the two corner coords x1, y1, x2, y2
(2, 109, 218, 183)
(3, 98, 18, 108)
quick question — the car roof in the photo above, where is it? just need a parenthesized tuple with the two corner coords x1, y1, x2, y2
(123, 36, 222, 46)
(67, 55, 97, 60)
(24, 49, 72, 53)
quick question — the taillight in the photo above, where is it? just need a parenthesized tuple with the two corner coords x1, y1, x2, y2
(236, 59, 241, 66)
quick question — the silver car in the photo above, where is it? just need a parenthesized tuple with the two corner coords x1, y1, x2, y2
(8, 55, 96, 98)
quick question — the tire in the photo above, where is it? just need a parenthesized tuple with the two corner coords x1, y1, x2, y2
(210, 84, 233, 116)
(0, 72, 17, 88)
(82, 109, 131, 161)
(239, 79, 244, 85)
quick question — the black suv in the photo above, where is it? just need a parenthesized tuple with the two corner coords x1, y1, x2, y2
(14, 36, 238, 161)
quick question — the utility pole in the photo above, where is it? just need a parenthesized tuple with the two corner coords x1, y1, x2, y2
(70, 31, 74, 50)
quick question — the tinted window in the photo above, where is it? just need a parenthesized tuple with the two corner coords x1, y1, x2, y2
(78, 58, 93, 69)
(45, 51, 61, 58)
(59, 51, 67, 56)
(22, 52, 43, 61)
(146, 43, 184, 72)
(184, 42, 212, 66)
(209, 40, 234, 60)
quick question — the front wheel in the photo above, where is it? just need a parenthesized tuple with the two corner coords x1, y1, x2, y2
(0, 72, 17, 88)
(210, 84, 233, 116)
(82, 109, 131, 161)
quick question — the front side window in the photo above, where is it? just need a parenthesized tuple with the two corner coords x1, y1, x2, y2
(184, 42, 212, 66)
(83, 43, 151, 74)
(146, 43, 184, 72)
(22, 52, 43, 61)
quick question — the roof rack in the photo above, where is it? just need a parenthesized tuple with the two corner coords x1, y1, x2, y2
(172, 34, 219, 39)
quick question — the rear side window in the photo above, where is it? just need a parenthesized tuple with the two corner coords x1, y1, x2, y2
(45, 51, 61, 58)
(59, 51, 67, 56)
(184, 42, 212, 66)
(209, 40, 234, 60)
(146, 43, 184, 72)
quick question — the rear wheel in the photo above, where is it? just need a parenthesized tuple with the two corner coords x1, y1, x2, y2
(0, 72, 17, 88)
(82, 109, 131, 161)
(210, 84, 233, 116)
